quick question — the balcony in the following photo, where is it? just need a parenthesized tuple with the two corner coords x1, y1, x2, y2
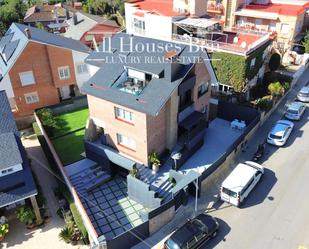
(172, 29, 272, 56)
(207, 3, 224, 15)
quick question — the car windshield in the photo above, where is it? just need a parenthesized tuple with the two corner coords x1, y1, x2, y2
(269, 134, 282, 139)
(222, 187, 237, 198)
(287, 109, 299, 115)
(299, 92, 309, 97)
(165, 238, 181, 249)
(192, 219, 207, 233)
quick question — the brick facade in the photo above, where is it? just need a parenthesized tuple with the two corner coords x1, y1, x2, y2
(87, 57, 212, 166)
(9, 41, 77, 117)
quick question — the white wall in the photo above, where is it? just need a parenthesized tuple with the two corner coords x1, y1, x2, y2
(145, 15, 173, 41)
(0, 73, 14, 99)
(72, 50, 91, 89)
(0, 164, 23, 177)
(125, 3, 137, 35)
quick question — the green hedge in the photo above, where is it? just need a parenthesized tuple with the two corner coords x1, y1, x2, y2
(211, 42, 270, 92)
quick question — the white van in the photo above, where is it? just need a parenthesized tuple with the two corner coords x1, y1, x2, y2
(220, 161, 264, 207)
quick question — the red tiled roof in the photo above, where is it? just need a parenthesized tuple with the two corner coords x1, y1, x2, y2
(128, 0, 186, 17)
(242, 3, 309, 16)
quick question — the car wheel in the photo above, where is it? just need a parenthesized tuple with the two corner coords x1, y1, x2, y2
(212, 231, 217, 238)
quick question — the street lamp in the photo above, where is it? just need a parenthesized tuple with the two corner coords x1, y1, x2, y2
(171, 152, 182, 170)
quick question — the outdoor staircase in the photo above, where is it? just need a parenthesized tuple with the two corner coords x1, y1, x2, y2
(136, 162, 174, 203)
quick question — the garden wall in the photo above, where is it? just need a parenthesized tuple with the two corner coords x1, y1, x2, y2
(34, 113, 99, 246)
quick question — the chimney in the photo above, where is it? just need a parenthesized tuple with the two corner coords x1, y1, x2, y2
(73, 13, 78, 25)
(164, 50, 181, 82)
(24, 28, 31, 39)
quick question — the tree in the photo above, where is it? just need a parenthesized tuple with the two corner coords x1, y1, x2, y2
(268, 81, 284, 97)
(0, 0, 27, 35)
(269, 53, 281, 71)
(303, 30, 309, 54)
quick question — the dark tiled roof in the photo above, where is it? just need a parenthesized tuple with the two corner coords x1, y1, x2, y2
(0, 133, 23, 170)
(0, 91, 37, 207)
(0, 137, 37, 208)
(0, 91, 19, 136)
(82, 33, 208, 116)
(14, 23, 90, 53)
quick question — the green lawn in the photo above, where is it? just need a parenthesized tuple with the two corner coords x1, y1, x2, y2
(53, 108, 89, 137)
(52, 129, 85, 166)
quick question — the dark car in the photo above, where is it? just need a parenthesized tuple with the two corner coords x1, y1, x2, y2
(164, 214, 219, 249)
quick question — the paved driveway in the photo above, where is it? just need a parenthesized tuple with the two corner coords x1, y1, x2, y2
(2, 136, 88, 249)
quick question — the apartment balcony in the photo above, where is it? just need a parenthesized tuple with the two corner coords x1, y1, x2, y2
(207, 3, 224, 15)
(172, 29, 272, 56)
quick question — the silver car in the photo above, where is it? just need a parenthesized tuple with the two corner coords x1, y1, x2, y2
(297, 86, 309, 103)
(285, 102, 306, 120)
(267, 120, 294, 147)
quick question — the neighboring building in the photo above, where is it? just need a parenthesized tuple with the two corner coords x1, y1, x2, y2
(0, 23, 90, 118)
(0, 90, 41, 222)
(24, 3, 69, 31)
(63, 7, 120, 48)
(208, 0, 309, 51)
(82, 33, 217, 166)
(125, 0, 274, 95)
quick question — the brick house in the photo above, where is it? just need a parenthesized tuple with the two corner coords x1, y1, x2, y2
(0, 23, 90, 118)
(24, 3, 68, 32)
(82, 33, 218, 166)
(207, 0, 309, 50)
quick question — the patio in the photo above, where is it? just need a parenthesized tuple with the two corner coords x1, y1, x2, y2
(136, 118, 245, 191)
(64, 160, 148, 240)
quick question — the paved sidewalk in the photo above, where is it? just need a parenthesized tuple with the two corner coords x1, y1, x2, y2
(133, 68, 309, 249)
(2, 136, 88, 249)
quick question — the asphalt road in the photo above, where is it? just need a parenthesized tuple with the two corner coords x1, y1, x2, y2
(203, 73, 309, 249)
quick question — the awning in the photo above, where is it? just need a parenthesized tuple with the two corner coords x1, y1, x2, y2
(95, 143, 136, 171)
(234, 10, 279, 20)
(174, 18, 220, 29)
(172, 170, 200, 194)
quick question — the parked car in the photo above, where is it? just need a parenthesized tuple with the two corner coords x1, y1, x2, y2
(220, 161, 264, 207)
(267, 120, 294, 146)
(297, 86, 309, 102)
(285, 101, 306, 120)
(164, 214, 219, 249)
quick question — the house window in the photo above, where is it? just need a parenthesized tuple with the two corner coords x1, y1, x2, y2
(24, 92, 39, 104)
(280, 23, 290, 34)
(58, 66, 70, 80)
(117, 134, 136, 150)
(115, 107, 134, 124)
(198, 82, 209, 98)
(19, 71, 35, 86)
(76, 63, 88, 74)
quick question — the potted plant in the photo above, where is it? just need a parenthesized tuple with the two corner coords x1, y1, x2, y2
(129, 167, 140, 179)
(149, 152, 161, 173)
(168, 176, 177, 187)
(59, 224, 74, 244)
(16, 206, 35, 229)
(0, 223, 9, 241)
(71, 230, 81, 245)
